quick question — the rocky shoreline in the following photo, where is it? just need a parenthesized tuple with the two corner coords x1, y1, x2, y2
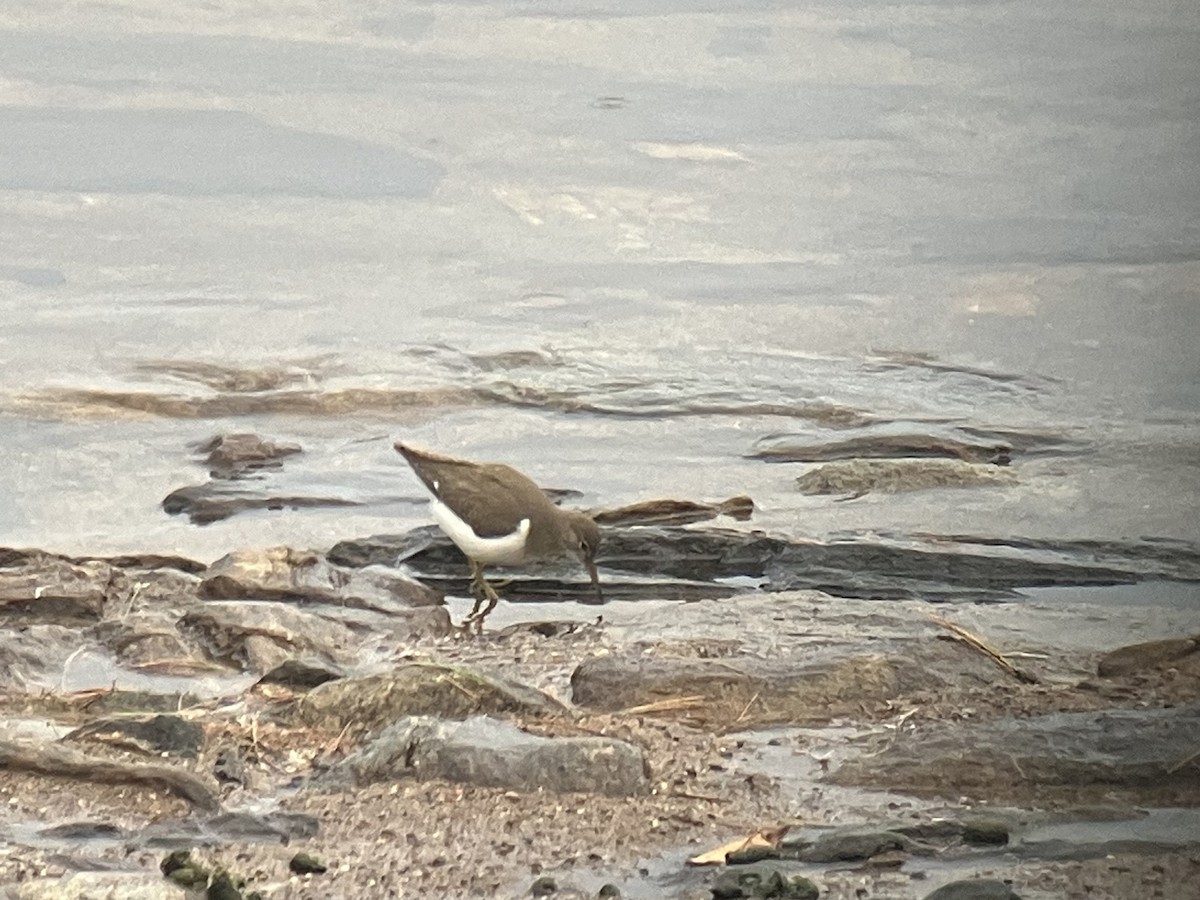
(2, 533, 1199, 899)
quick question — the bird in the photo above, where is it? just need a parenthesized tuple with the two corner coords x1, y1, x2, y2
(395, 442, 602, 631)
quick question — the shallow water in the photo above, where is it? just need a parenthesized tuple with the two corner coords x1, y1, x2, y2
(1, 1, 1197, 582)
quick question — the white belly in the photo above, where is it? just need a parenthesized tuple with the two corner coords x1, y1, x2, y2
(429, 496, 530, 566)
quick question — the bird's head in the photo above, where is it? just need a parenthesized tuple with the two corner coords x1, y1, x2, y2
(564, 511, 603, 604)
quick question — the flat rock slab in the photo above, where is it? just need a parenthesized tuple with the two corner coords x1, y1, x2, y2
(337, 715, 649, 797)
(200, 546, 441, 611)
(180, 601, 362, 673)
(571, 639, 1002, 727)
(288, 663, 566, 739)
(833, 705, 1200, 803)
(0, 555, 125, 622)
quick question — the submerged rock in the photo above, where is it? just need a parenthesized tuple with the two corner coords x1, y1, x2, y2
(796, 459, 1016, 496)
(749, 422, 1083, 464)
(336, 715, 649, 797)
(1097, 635, 1200, 677)
(781, 826, 912, 862)
(162, 482, 361, 525)
(289, 663, 566, 738)
(193, 432, 302, 478)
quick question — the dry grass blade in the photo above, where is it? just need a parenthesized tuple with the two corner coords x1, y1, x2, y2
(617, 696, 707, 716)
(928, 613, 1040, 684)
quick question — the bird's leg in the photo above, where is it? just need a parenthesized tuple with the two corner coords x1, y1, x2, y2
(465, 559, 502, 632)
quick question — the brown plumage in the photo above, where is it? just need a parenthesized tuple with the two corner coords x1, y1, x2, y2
(395, 442, 602, 629)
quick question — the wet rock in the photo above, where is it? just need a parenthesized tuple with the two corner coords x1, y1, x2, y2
(193, 432, 302, 478)
(65, 714, 205, 758)
(0, 739, 220, 811)
(922, 879, 1021, 900)
(91, 612, 202, 668)
(796, 459, 1016, 496)
(833, 705, 1200, 802)
(1097, 635, 1200, 677)
(162, 481, 361, 525)
(337, 715, 649, 797)
(213, 747, 248, 785)
(571, 639, 1000, 726)
(11, 871, 190, 899)
(962, 818, 1011, 846)
(256, 657, 346, 689)
(710, 861, 819, 899)
(0, 554, 125, 622)
(749, 423, 1083, 464)
(288, 852, 327, 875)
(200, 546, 442, 611)
(781, 827, 911, 862)
(592, 496, 755, 527)
(290, 663, 565, 738)
(81, 690, 201, 715)
(161, 848, 209, 888)
(140, 810, 319, 846)
(0, 624, 87, 688)
(38, 821, 126, 840)
(179, 601, 360, 673)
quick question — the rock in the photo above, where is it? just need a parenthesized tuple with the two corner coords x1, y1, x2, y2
(833, 705, 1200, 803)
(200, 547, 442, 611)
(180, 601, 360, 673)
(710, 861, 819, 899)
(571, 639, 1001, 726)
(324, 526, 1190, 604)
(922, 879, 1021, 900)
(11, 872, 189, 899)
(0, 624, 88, 689)
(91, 612, 202, 668)
(0, 554, 125, 622)
(781, 827, 910, 862)
(288, 852, 327, 875)
(796, 459, 1016, 496)
(962, 818, 1010, 846)
(38, 821, 125, 839)
(531, 875, 558, 896)
(0, 739, 220, 811)
(162, 482, 361, 525)
(257, 658, 346, 689)
(65, 714, 205, 758)
(290, 663, 566, 738)
(748, 422, 1083, 464)
(140, 810, 319, 846)
(1097, 636, 1200, 677)
(193, 432, 302, 478)
(337, 715, 649, 797)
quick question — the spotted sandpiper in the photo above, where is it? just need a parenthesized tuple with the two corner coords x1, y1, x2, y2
(395, 442, 602, 630)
